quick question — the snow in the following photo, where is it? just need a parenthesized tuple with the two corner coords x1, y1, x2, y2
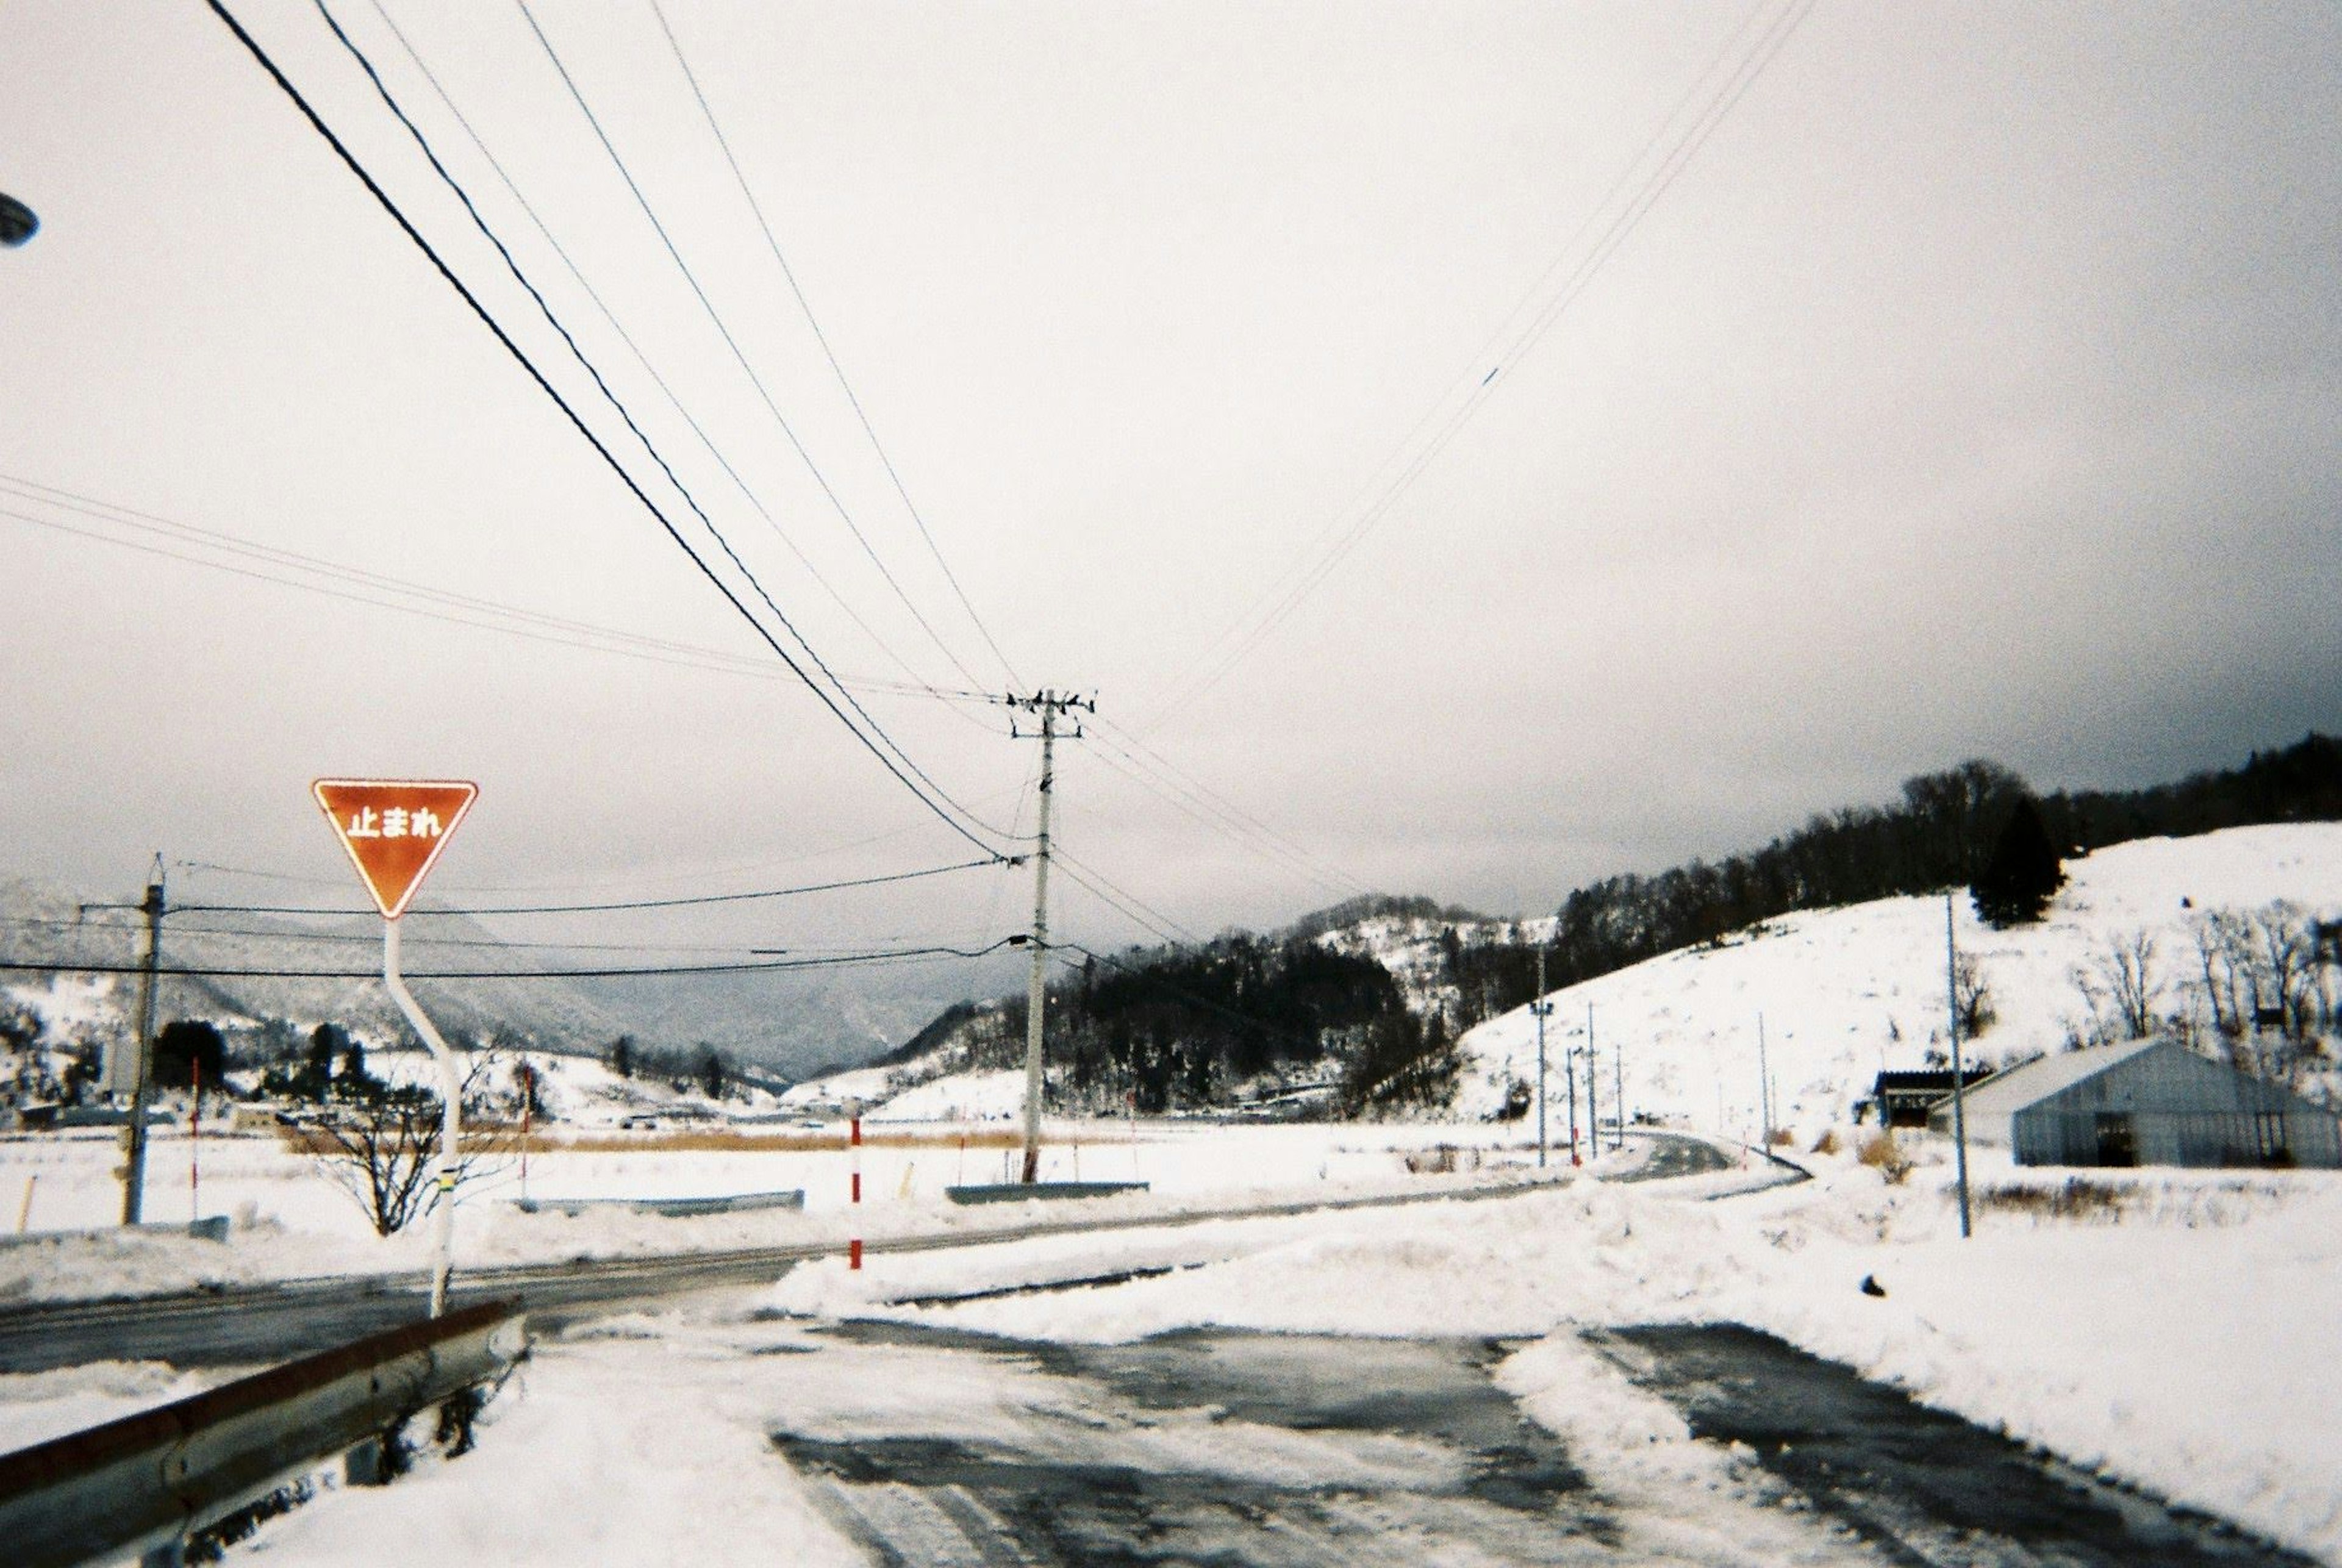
(7, 824, 2341, 1561)
(1458, 823, 2342, 1136)
(768, 1142, 2342, 1561)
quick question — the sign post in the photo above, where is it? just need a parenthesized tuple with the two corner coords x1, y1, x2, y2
(313, 778, 478, 1316)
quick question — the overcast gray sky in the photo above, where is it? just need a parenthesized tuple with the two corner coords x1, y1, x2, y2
(2, 0, 2338, 960)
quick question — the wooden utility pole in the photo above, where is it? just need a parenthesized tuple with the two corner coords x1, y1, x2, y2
(1946, 891, 1973, 1237)
(1531, 947, 1551, 1168)
(120, 863, 165, 1226)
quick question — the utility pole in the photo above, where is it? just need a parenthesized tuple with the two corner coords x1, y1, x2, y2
(1586, 1004, 1600, 1158)
(1531, 948, 1552, 1168)
(1012, 689, 1091, 1184)
(120, 861, 165, 1226)
(1614, 1025, 1625, 1151)
(1756, 1012, 1772, 1150)
(1565, 1027, 1580, 1165)
(1946, 891, 1973, 1238)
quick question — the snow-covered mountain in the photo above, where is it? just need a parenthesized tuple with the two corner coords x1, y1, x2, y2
(793, 825, 2342, 1125)
(1456, 823, 2342, 1137)
(0, 877, 1020, 1077)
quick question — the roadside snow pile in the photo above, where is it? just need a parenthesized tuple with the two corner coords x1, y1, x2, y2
(1459, 822, 2342, 1133)
(869, 1068, 1024, 1122)
(0, 1359, 223, 1453)
(797, 1141, 2342, 1563)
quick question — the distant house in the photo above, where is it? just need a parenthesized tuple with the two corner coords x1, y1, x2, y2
(1869, 1069, 1996, 1128)
(1928, 1039, 2341, 1169)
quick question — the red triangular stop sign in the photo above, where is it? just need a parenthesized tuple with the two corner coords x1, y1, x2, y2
(313, 779, 478, 919)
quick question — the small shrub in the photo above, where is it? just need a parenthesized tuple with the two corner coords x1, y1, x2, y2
(1768, 1126, 1796, 1148)
(1810, 1128, 1842, 1156)
(1403, 1144, 1477, 1175)
(1857, 1131, 1913, 1185)
(1976, 1178, 2127, 1222)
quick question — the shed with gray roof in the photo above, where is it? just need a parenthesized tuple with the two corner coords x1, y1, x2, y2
(1932, 1039, 2339, 1169)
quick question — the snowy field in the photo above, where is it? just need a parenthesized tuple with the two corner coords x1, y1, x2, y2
(0, 1114, 1581, 1303)
(5, 1129, 2339, 1563)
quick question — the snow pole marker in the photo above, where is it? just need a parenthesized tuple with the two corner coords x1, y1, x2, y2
(190, 1057, 202, 1223)
(849, 1113, 863, 1272)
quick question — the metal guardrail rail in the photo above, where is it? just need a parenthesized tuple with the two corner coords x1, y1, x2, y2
(0, 1298, 525, 1568)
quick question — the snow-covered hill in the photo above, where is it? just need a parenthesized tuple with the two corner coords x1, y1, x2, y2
(1458, 824, 2342, 1137)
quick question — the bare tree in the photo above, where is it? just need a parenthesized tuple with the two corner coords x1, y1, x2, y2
(290, 1050, 514, 1237)
(1952, 953, 1995, 1038)
(2092, 930, 2160, 1040)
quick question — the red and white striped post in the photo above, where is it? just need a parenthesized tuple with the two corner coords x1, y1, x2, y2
(188, 1058, 202, 1223)
(848, 1114, 864, 1272)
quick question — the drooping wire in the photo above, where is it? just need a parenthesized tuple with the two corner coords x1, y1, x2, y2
(203, 0, 1004, 857)
(8, 471, 1025, 713)
(511, 0, 997, 695)
(0, 935, 1023, 982)
(307, 0, 1016, 839)
(1141, 0, 1817, 730)
(171, 854, 1006, 918)
(646, 0, 1023, 692)
(356, 0, 983, 711)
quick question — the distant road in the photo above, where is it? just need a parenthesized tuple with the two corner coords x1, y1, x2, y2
(0, 1169, 1571, 1373)
(0, 1133, 1786, 1374)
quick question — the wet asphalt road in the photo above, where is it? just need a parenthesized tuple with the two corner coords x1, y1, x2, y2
(775, 1322, 2316, 1568)
(1600, 1324, 2319, 1568)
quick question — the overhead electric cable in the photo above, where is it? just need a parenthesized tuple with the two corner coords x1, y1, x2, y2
(0, 935, 1023, 981)
(647, 0, 1023, 691)
(307, 0, 1015, 839)
(512, 0, 995, 694)
(356, 0, 979, 709)
(204, 0, 1003, 855)
(172, 854, 1004, 918)
(1080, 723, 1366, 900)
(1141, 0, 1817, 729)
(1050, 851, 1198, 947)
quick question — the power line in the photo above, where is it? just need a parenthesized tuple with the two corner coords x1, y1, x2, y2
(355, 0, 985, 711)
(1081, 720, 1367, 901)
(1051, 850, 1198, 947)
(1141, 0, 1817, 730)
(2, 478, 1009, 707)
(0, 935, 1023, 982)
(170, 854, 1006, 918)
(1055, 941, 1327, 1057)
(204, 0, 1004, 856)
(0, 914, 965, 958)
(647, 0, 1023, 693)
(306, 0, 1015, 837)
(511, 0, 995, 695)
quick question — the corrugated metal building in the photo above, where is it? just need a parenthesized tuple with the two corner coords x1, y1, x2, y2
(1931, 1039, 2340, 1169)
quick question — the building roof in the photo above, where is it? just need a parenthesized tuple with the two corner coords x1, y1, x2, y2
(1935, 1039, 2161, 1125)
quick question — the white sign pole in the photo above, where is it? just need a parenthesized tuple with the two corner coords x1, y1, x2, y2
(384, 917, 462, 1317)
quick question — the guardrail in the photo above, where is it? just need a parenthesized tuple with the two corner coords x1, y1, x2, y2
(515, 1188, 804, 1218)
(0, 1298, 525, 1568)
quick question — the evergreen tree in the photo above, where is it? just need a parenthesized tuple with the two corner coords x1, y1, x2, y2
(1971, 796, 2065, 928)
(151, 1018, 226, 1090)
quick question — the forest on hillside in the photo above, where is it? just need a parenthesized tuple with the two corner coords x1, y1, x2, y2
(955, 734, 2342, 1117)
